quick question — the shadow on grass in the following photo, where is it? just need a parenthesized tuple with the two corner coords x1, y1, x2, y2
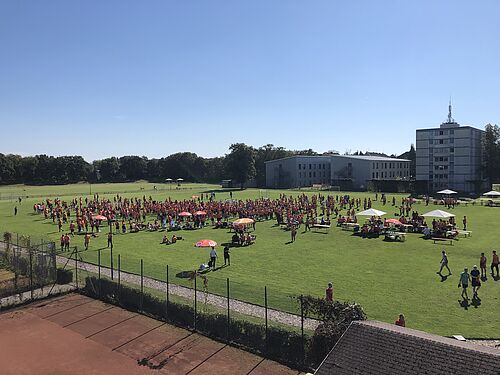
(458, 298, 469, 310)
(437, 272, 450, 282)
(471, 296, 481, 308)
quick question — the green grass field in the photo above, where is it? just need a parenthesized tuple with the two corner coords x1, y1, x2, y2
(0, 182, 499, 338)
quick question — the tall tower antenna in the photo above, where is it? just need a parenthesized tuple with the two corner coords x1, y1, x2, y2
(447, 97, 454, 123)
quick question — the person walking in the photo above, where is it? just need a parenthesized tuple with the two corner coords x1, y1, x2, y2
(458, 267, 471, 300)
(84, 233, 90, 250)
(14, 206, 17, 216)
(470, 265, 481, 298)
(223, 245, 230, 266)
(438, 250, 451, 275)
(491, 250, 499, 277)
(462, 216, 467, 230)
(107, 232, 113, 249)
(479, 252, 487, 278)
(291, 225, 297, 242)
(325, 282, 334, 302)
(210, 246, 217, 270)
(395, 314, 406, 327)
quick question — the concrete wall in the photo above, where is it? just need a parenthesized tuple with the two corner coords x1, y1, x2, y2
(265, 156, 331, 188)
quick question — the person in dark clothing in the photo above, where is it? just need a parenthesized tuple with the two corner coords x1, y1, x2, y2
(107, 232, 113, 249)
(14, 206, 17, 216)
(224, 245, 230, 266)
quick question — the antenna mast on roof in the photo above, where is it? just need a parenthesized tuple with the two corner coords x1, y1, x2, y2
(447, 97, 454, 123)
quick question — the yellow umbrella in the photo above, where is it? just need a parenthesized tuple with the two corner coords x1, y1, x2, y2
(233, 218, 255, 226)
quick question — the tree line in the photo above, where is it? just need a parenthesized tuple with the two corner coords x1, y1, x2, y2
(0, 144, 317, 187)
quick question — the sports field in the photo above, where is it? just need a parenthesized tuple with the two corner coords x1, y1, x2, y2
(0, 293, 300, 375)
(0, 182, 499, 338)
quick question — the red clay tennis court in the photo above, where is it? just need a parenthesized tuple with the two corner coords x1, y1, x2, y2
(0, 293, 303, 375)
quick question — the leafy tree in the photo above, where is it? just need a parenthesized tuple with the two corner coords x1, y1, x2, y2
(225, 143, 256, 188)
(482, 123, 500, 184)
(255, 144, 294, 187)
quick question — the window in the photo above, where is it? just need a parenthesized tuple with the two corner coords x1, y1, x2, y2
(429, 139, 433, 145)
(313, 172, 316, 177)
(440, 131, 443, 135)
(309, 164, 312, 169)
(450, 138, 454, 143)
(376, 172, 379, 178)
(299, 164, 301, 170)
(373, 163, 375, 169)
(450, 129, 454, 135)
(309, 172, 312, 177)
(450, 147, 454, 153)
(385, 163, 387, 168)
(376, 163, 379, 168)
(439, 139, 444, 144)
(372, 172, 375, 178)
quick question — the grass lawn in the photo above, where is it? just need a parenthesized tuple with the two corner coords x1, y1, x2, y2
(0, 182, 499, 338)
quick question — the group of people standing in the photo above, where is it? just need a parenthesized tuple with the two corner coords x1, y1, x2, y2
(440, 250, 499, 300)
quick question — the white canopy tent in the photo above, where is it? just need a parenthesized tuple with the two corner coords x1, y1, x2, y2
(482, 190, 500, 197)
(421, 209, 455, 218)
(436, 189, 457, 195)
(355, 208, 387, 216)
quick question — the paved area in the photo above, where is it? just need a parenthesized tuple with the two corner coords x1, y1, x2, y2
(0, 293, 303, 375)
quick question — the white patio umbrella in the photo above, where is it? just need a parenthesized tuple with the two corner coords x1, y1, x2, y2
(421, 209, 455, 218)
(176, 178, 184, 181)
(436, 189, 457, 195)
(355, 208, 387, 216)
(165, 178, 172, 182)
(483, 190, 500, 197)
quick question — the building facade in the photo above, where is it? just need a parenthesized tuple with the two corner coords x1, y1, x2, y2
(265, 154, 410, 190)
(416, 104, 484, 193)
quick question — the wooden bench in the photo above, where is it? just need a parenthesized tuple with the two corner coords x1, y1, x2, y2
(432, 237, 453, 245)
(456, 230, 471, 238)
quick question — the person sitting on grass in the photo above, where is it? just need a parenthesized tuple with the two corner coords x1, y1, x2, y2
(395, 314, 405, 327)
(171, 234, 177, 244)
(160, 235, 170, 245)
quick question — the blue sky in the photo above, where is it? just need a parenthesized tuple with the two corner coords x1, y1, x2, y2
(1, 1, 499, 161)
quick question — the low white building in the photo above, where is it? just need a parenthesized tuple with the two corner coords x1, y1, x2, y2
(265, 154, 410, 190)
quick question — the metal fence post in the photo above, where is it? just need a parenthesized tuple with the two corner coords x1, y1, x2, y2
(194, 274, 197, 331)
(166, 265, 169, 319)
(118, 254, 121, 302)
(265, 286, 268, 351)
(140, 259, 144, 311)
(300, 294, 305, 365)
(29, 248, 33, 300)
(227, 278, 230, 342)
(98, 250, 101, 299)
(75, 247, 78, 289)
(110, 245, 114, 280)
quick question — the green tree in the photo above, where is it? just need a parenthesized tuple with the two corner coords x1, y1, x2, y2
(255, 144, 294, 187)
(225, 143, 256, 188)
(482, 123, 500, 184)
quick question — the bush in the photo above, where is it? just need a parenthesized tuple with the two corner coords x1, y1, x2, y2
(56, 269, 73, 284)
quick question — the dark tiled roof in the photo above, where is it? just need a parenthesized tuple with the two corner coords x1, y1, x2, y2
(315, 320, 500, 375)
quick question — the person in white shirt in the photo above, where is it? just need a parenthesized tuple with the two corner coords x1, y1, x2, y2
(210, 247, 217, 270)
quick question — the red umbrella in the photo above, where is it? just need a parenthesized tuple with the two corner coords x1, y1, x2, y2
(93, 214, 107, 221)
(194, 211, 207, 216)
(195, 239, 217, 247)
(385, 219, 402, 225)
(178, 211, 192, 217)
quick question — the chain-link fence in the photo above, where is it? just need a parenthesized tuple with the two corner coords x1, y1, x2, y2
(0, 233, 57, 299)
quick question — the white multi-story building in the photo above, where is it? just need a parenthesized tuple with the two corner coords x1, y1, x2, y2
(265, 154, 410, 190)
(416, 104, 485, 193)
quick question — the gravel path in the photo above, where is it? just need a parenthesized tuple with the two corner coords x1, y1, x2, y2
(56, 254, 320, 330)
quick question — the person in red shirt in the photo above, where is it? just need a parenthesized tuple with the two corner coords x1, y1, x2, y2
(479, 252, 487, 278)
(395, 314, 405, 327)
(325, 282, 333, 302)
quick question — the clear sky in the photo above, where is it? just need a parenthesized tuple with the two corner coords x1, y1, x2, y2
(1, 1, 499, 161)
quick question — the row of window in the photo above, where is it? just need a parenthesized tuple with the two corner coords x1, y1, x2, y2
(434, 157, 449, 162)
(298, 163, 328, 170)
(430, 147, 454, 154)
(298, 171, 328, 178)
(434, 129, 454, 136)
(434, 165, 450, 170)
(429, 138, 454, 145)
(372, 170, 409, 179)
(429, 174, 453, 179)
(371, 162, 408, 170)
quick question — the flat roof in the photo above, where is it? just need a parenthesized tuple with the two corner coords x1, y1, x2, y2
(416, 125, 484, 132)
(331, 154, 410, 162)
(264, 155, 332, 163)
